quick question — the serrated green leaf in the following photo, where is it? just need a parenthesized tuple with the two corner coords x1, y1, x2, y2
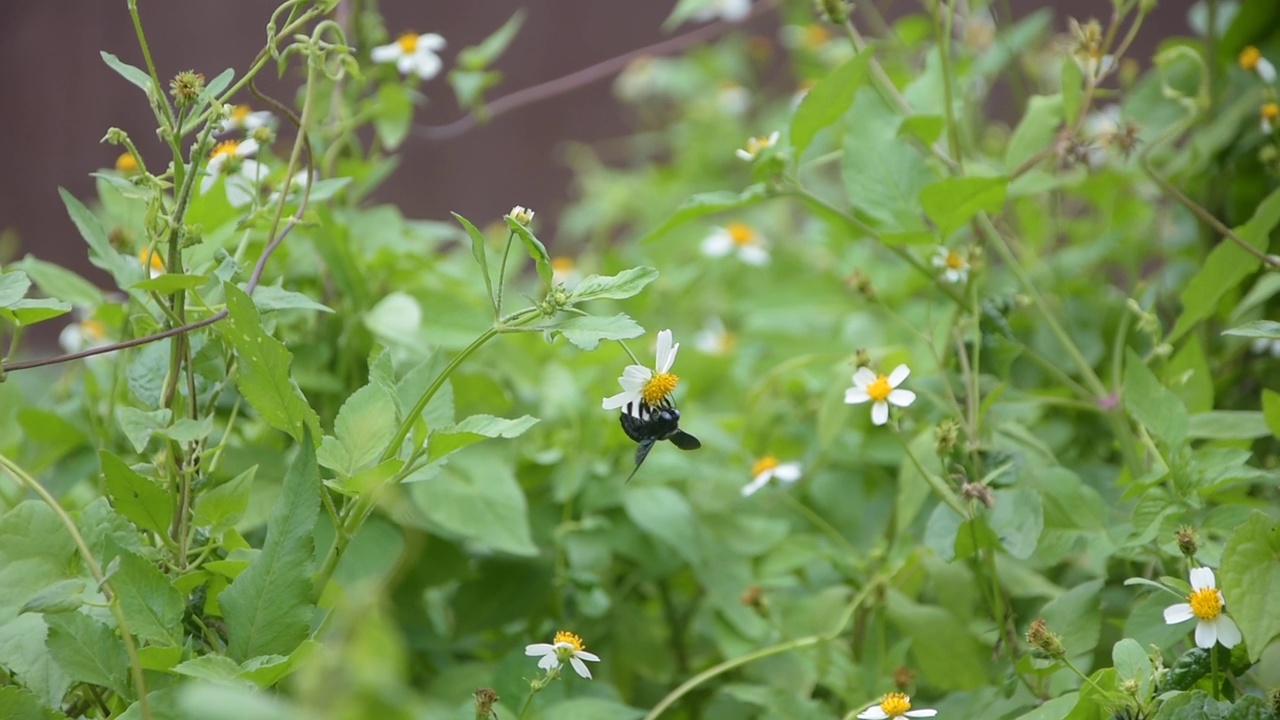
(885, 591, 988, 690)
(0, 299, 72, 326)
(1112, 638, 1152, 702)
(842, 89, 933, 230)
(100, 51, 153, 94)
(1187, 411, 1270, 440)
(59, 187, 131, 282)
(1041, 579, 1104, 663)
(0, 271, 31, 307)
(99, 451, 172, 536)
(20, 580, 85, 616)
(457, 10, 525, 70)
(1124, 348, 1188, 449)
(129, 274, 207, 293)
(1223, 320, 1280, 339)
(115, 407, 171, 453)
(503, 216, 552, 286)
(1219, 512, 1280, 662)
(317, 382, 398, 474)
(639, 184, 771, 244)
(919, 176, 1008, 237)
(1005, 94, 1062, 171)
(541, 698, 645, 720)
(427, 414, 539, 463)
(988, 486, 1043, 559)
(569, 266, 659, 303)
(408, 451, 536, 556)
(157, 416, 215, 444)
(247, 284, 333, 314)
(898, 115, 946, 145)
(1153, 690, 1232, 720)
(623, 486, 700, 566)
(218, 434, 319, 662)
(537, 313, 644, 351)
(193, 466, 256, 531)
(13, 256, 104, 307)
(373, 83, 412, 151)
(790, 51, 871, 160)
(0, 686, 71, 720)
(451, 212, 494, 305)
(44, 612, 130, 698)
(112, 550, 184, 646)
(223, 283, 321, 445)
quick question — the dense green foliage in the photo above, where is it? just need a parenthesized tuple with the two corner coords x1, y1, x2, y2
(0, 0, 1279, 719)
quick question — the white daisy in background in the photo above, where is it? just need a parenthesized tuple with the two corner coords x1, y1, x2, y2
(59, 317, 110, 354)
(858, 693, 937, 720)
(740, 456, 802, 496)
(1240, 46, 1277, 84)
(524, 630, 601, 679)
(137, 249, 165, 279)
(845, 364, 916, 426)
(692, 0, 752, 23)
(201, 138, 265, 208)
(551, 257, 582, 290)
(1251, 337, 1280, 357)
(1262, 103, 1279, 134)
(1163, 566, 1242, 649)
(219, 104, 275, 135)
(1068, 18, 1114, 81)
(508, 205, 535, 225)
(931, 246, 969, 284)
(735, 131, 779, 161)
(1081, 104, 1122, 167)
(702, 222, 770, 265)
(372, 31, 447, 80)
(716, 82, 751, 116)
(602, 329, 680, 417)
(694, 316, 734, 355)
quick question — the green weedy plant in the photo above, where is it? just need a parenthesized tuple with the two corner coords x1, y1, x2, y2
(0, 0, 1279, 718)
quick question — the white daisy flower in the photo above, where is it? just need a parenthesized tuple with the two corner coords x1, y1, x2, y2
(371, 31, 446, 80)
(59, 317, 110, 354)
(735, 131, 780, 161)
(702, 222, 769, 265)
(844, 364, 916, 426)
(740, 456, 802, 496)
(602, 329, 680, 417)
(931, 246, 969, 284)
(1163, 566, 1242, 649)
(858, 693, 937, 720)
(1263, 103, 1279, 134)
(200, 138, 265, 208)
(551, 257, 582, 290)
(694, 316, 734, 355)
(137, 249, 165, 279)
(1241, 46, 1277, 84)
(1251, 337, 1280, 357)
(692, 0, 752, 23)
(524, 630, 601, 679)
(219, 104, 275, 135)
(508, 205, 535, 225)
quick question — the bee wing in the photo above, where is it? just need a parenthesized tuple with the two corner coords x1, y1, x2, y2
(626, 440, 656, 483)
(668, 430, 702, 451)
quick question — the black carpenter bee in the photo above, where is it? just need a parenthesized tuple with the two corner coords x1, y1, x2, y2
(619, 398, 701, 481)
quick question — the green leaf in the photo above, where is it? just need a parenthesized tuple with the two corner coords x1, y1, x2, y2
(1153, 690, 1232, 720)
(1187, 411, 1271, 440)
(1061, 57, 1084, 123)
(1219, 512, 1280, 662)
(447, 69, 502, 110)
(0, 271, 31, 307)
(58, 187, 130, 282)
(372, 83, 412, 151)
(20, 580, 85, 616)
(899, 115, 946, 145)
(100, 51, 153, 94)
(0, 299, 72, 326)
(568, 266, 659, 302)
(1041, 579, 1105, 662)
(1124, 348, 1188, 449)
(129, 274, 207, 294)
(116, 407, 171, 453)
(987, 486, 1043, 559)
(541, 699, 645, 720)
(789, 51, 871, 160)
(1013, 694, 1077, 720)
(1222, 320, 1280, 339)
(623, 486, 701, 566)
(919, 176, 1009, 237)
(427, 414, 539, 463)
(247, 284, 334, 314)
(639, 184, 771, 243)
(1005, 94, 1062, 171)
(100, 451, 172, 536)
(842, 89, 933, 230)
(537, 313, 644, 351)
(664, 0, 722, 28)
(0, 686, 71, 720)
(885, 591, 988, 690)
(157, 416, 215, 444)
(317, 382, 398, 475)
(1169, 187, 1280, 343)
(13, 256, 104, 307)
(44, 612, 130, 698)
(218, 434, 319, 662)
(1263, 389, 1280, 438)
(504, 216, 553, 286)
(112, 550, 184, 646)
(193, 466, 256, 531)
(1112, 638, 1153, 703)
(451, 213, 494, 305)
(222, 283, 321, 445)
(408, 451, 536, 556)
(457, 10, 525, 70)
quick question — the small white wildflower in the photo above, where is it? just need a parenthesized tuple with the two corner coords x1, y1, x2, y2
(701, 222, 769, 265)
(509, 206, 535, 225)
(200, 138, 264, 208)
(1241, 46, 1277, 84)
(845, 364, 916, 426)
(740, 456, 802, 496)
(931, 246, 969, 284)
(1163, 567, 1242, 649)
(694, 316, 734, 355)
(371, 31, 447, 80)
(524, 630, 601, 679)
(735, 131, 780, 161)
(857, 693, 937, 720)
(219, 104, 275, 135)
(602, 329, 679, 417)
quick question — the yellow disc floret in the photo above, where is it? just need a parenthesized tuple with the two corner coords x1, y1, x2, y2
(115, 152, 139, 174)
(230, 104, 251, 122)
(1188, 587, 1223, 620)
(139, 249, 165, 274)
(552, 257, 575, 273)
(945, 250, 966, 270)
(1241, 46, 1262, 71)
(727, 222, 756, 246)
(642, 372, 679, 405)
(211, 139, 241, 159)
(879, 692, 911, 716)
(1263, 103, 1279, 121)
(397, 32, 419, 53)
(866, 374, 892, 403)
(751, 455, 779, 478)
(553, 630, 586, 652)
(81, 319, 108, 342)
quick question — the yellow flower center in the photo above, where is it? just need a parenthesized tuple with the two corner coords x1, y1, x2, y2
(1240, 46, 1262, 71)
(552, 257, 576, 273)
(946, 250, 966, 270)
(81, 319, 107, 341)
(1188, 587, 1223, 620)
(751, 455, 779, 477)
(745, 135, 775, 154)
(866, 374, 892, 403)
(139, 249, 165, 274)
(553, 630, 585, 652)
(231, 104, 251, 121)
(397, 32, 419, 54)
(1263, 103, 1279, 120)
(880, 693, 911, 716)
(804, 24, 830, 49)
(115, 152, 138, 174)
(727, 222, 756, 246)
(211, 139, 241, 159)
(642, 372, 679, 405)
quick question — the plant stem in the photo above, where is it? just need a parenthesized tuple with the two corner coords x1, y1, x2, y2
(894, 429, 967, 515)
(1210, 645, 1220, 700)
(495, 231, 517, 317)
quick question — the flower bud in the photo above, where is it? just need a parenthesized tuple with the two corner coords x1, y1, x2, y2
(813, 0, 849, 23)
(509, 205, 535, 226)
(935, 419, 959, 457)
(961, 482, 995, 509)
(1026, 617, 1066, 659)
(1175, 526, 1198, 559)
(853, 348, 871, 368)
(892, 666, 916, 690)
(169, 70, 206, 107)
(474, 687, 499, 718)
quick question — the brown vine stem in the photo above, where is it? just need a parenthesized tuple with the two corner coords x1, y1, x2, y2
(415, 0, 783, 141)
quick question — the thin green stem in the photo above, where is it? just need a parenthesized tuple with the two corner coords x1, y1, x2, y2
(894, 428, 967, 515)
(615, 339, 642, 366)
(0, 453, 150, 720)
(778, 491, 862, 563)
(495, 231, 517, 317)
(126, 0, 175, 128)
(934, 0, 963, 171)
(1210, 644, 1221, 700)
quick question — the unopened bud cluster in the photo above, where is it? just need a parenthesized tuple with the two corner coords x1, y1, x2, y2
(1026, 617, 1066, 659)
(170, 70, 205, 107)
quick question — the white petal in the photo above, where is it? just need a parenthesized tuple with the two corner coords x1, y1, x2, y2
(621, 365, 652, 389)
(887, 364, 910, 386)
(766, 131, 779, 145)
(858, 709, 889, 720)
(238, 159, 265, 182)
(200, 171, 217, 195)
(525, 643, 555, 656)
(721, 0, 752, 21)
(655, 330, 673, 371)
(905, 711, 938, 718)
(735, 148, 755, 161)
(1260, 57, 1277, 83)
(397, 54, 416, 76)
(602, 391, 637, 410)
(773, 463, 802, 482)
(702, 231, 734, 256)
(1214, 615, 1242, 648)
(845, 387, 870, 404)
(421, 33, 446, 50)
(538, 653, 561, 670)
(575, 650, 600, 662)
(852, 366, 877, 387)
(569, 656, 592, 679)
(741, 474, 772, 497)
(225, 176, 256, 207)
(887, 389, 916, 407)
(236, 138, 259, 157)
(1164, 603, 1194, 624)
(1189, 567, 1215, 591)
(871, 401, 889, 425)
(412, 51, 443, 80)
(931, 247, 949, 268)
(370, 43, 401, 63)
(1194, 618, 1217, 649)
(59, 325, 83, 353)
(737, 244, 770, 265)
